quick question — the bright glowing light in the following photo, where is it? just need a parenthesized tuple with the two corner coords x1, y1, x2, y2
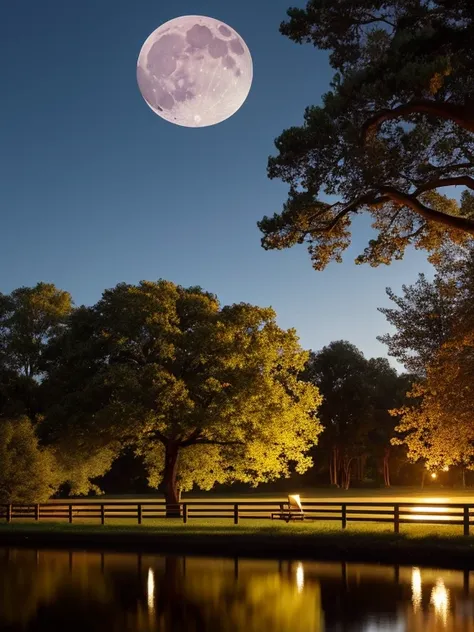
(410, 506, 449, 513)
(443, 466, 449, 472)
(409, 505, 452, 521)
(411, 567, 422, 612)
(296, 562, 304, 593)
(431, 473, 437, 479)
(147, 568, 155, 613)
(431, 578, 449, 625)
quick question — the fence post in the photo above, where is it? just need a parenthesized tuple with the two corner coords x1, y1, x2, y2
(35, 504, 40, 521)
(6, 505, 11, 523)
(69, 504, 73, 524)
(138, 503, 142, 525)
(394, 504, 400, 534)
(464, 506, 470, 536)
(341, 503, 347, 530)
(234, 503, 239, 525)
(100, 504, 105, 525)
(183, 503, 188, 524)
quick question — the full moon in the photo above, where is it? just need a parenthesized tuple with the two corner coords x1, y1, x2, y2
(137, 15, 253, 128)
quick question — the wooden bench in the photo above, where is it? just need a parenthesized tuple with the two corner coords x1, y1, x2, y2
(271, 495, 305, 522)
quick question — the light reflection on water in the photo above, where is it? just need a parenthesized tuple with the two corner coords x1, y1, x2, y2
(147, 567, 155, 614)
(411, 567, 422, 612)
(0, 549, 473, 631)
(430, 578, 450, 625)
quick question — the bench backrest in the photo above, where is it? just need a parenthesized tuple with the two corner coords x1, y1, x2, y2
(288, 494, 304, 513)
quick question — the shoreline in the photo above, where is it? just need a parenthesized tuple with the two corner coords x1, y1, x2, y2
(2, 526, 474, 569)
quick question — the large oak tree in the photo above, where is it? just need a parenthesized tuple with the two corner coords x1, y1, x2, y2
(44, 280, 322, 510)
(259, 0, 474, 270)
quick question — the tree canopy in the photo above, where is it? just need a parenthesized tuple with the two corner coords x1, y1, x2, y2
(259, 0, 474, 270)
(388, 247, 474, 472)
(44, 280, 323, 507)
(0, 283, 73, 379)
(0, 417, 59, 503)
(303, 340, 409, 488)
(378, 272, 457, 375)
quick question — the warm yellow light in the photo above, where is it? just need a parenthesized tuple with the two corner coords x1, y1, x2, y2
(431, 578, 449, 625)
(442, 466, 449, 472)
(431, 473, 437, 479)
(409, 505, 450, 521)
(296, 562, 304, 593)
(412, 567, 422, 613)
(147, 568, 155, 613)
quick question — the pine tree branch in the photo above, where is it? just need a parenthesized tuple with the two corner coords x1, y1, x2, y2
(414, 176, 474, 194)
(379, 186, 474, 234)
(362, 100, 474, 142)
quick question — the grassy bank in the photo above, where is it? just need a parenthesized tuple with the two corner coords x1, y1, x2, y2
(2, 519, 474, 569)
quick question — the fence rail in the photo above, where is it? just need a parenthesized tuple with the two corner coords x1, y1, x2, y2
(1, 500, 474, 534)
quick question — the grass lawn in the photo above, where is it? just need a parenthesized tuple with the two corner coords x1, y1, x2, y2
(0, 517, 470, 538)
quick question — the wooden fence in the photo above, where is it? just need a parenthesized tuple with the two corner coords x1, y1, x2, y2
(1, 500, 474, 535)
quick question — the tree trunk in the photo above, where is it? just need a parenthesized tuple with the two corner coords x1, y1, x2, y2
(342, 458, 353, 490)
(421, 469, 426, 489)
(329, 453, 335, 486)
(462, 467, 466, 488)
(163, 443, 181, 517)
(330, 447, 340, 487)
(383, 448, 391, 488)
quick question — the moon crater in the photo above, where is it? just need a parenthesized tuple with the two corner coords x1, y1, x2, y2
(137, 15, 253, 127)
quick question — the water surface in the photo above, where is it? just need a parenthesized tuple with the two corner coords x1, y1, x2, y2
(1, 548, 473, 631)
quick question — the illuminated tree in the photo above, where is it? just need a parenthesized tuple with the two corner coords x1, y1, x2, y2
(0, 417, 59, 503)
(259, 0, 474, 270)
(392, 250, 474, 476)
(45, 281, 322, 510)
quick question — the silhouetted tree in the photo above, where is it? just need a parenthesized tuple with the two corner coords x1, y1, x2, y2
(259, 0, 474, 270)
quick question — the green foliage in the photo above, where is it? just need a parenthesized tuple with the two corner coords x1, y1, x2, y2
(44, 280, 323, 498)
(0, 283, 73, 378)
(378, 273, 457, 375)
(391, 247, 474, 469)
(303, 341, 409, 487)
(259, 0, 474, 270)
(0, 417, 59, 503)
(141, 443, 230, 493)
(0, 370, 38, 419)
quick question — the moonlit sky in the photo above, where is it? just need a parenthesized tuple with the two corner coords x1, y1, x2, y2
(1, 0, 435, 368)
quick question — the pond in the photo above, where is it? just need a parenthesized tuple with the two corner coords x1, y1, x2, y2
(0, 548, 473, 631)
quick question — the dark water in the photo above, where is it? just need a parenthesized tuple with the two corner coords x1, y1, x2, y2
(1, 549, 474, 631)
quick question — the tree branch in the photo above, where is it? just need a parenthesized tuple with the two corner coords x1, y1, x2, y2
(362, 100, 474, 142)
(150, 430, 169, 444)
(322, 193, 389, 232)
(414, 176, 474, 195)
(424, 162, 473, 175)
(180, 428, 202, 447)
(378, 186, 474, 234)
